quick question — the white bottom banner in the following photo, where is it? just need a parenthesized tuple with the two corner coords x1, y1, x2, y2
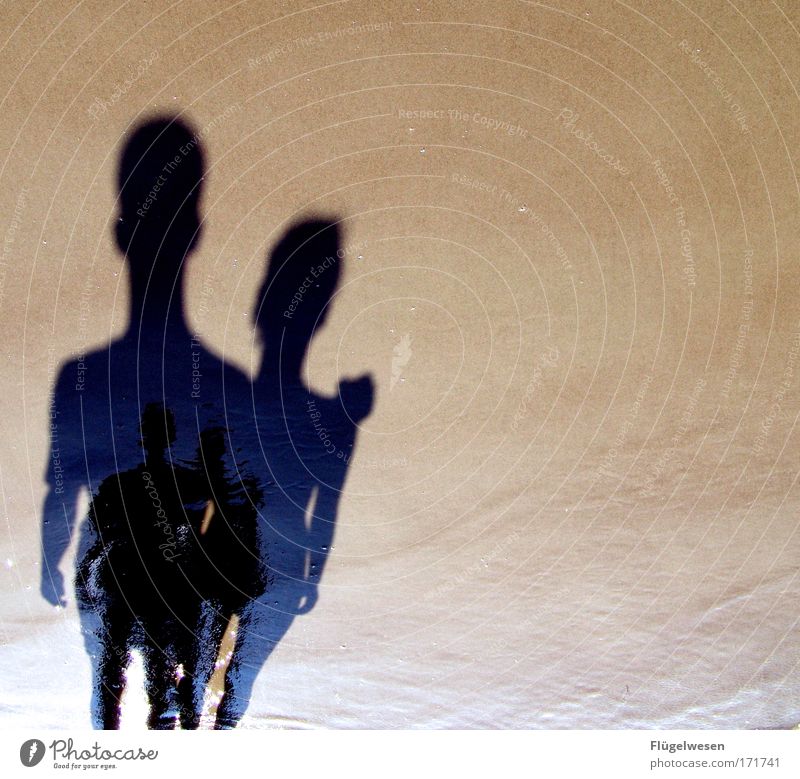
(1, 730, 797, 778)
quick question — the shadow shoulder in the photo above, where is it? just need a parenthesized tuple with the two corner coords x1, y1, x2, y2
(52, 346, 112, 397)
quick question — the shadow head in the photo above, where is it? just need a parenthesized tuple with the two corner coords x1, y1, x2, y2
(115, 117, 205, 276)
(255, 219, 343, 355)
(138, 403, 177, 461)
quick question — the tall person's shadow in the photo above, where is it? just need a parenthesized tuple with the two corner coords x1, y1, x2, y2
(40, 117, 265, 728)
(213, 219, 374, 728)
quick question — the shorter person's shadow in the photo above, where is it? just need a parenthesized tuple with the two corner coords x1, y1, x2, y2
(79, 406, 269, 729)
(78, 404, 208, 729)
(213, 219, 373, 728)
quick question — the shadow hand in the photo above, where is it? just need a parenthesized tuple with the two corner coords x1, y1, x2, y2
(41, 569, 66, 607)
(295, 582, 318, 615)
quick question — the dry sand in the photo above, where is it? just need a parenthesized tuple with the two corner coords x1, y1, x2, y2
(1, 0, 798, 728)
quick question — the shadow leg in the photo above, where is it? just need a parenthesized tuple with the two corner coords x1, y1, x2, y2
(94, 607, 133, 730)
(177, 603, 227, 729)
(141, 622, 178, 730)
(213, 599, 296, 729)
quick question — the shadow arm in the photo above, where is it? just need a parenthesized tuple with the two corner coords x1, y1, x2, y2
(40, 368, 84, 607)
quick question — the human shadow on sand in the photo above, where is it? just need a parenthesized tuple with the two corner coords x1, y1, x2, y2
(213, 218, 373, 728)
(41, 114, 372, 727)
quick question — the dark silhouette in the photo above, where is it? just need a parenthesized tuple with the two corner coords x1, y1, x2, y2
(76, 403, 206, 728)
(174, 425, 265, 729)
(211, 219, 373, 728)
(41, 115, 373, 728)
(40, 117, 264, 728)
